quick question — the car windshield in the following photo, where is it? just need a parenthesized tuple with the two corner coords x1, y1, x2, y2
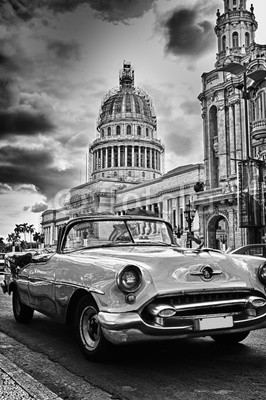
(62, 219, 173, 252)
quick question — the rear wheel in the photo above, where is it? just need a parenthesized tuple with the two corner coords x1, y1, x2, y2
(75, 295, 111, 361)
(211, 331, 250, 344)
(12, 287, 34, 323)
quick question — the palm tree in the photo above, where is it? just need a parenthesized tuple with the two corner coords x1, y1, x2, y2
(28, 224, 35, 243)
(14, 224, 23, 236)
(33, 232, 44, 248)
(7, 232, 20, 251)
(0, 237, 5, 252)
(21, 222, 30, 242)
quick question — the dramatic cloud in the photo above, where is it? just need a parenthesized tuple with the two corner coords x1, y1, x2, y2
(0, 110, 55, 136)
(0, 0, 86, 23)
(159, 0, 220, 60)
(31, 202, 48, 213)
(0, 0, 156, 23)
(47, 40, 81, 61)
(0, 145, 79, 200)
(164, 9, 214, 58)
(87, 0, 156, 22)
(0, 183, 12, 194)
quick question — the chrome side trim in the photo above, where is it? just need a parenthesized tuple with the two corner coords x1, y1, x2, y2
(54, 281, 105, 295)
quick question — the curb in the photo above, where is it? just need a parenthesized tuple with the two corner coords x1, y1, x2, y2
(0, 353, 63, 400)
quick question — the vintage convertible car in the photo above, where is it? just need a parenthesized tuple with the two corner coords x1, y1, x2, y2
(1, 215, 266, 361)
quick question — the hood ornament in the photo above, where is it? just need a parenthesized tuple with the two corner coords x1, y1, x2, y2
(190, 265, 222, 281)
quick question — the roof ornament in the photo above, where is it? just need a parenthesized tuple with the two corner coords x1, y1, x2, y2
(119, 61, 134, 89)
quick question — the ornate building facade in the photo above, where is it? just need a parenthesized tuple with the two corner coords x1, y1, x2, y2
(195, 0, 266, 250)
(42, 62, 204, 246)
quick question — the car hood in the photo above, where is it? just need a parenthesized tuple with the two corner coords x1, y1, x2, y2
(81, 245, 256, 293)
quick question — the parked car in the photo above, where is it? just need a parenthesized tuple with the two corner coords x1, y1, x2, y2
(1, 215, 266, 361)
(0, 253, 5, 272)
(228, 244, 266, 258)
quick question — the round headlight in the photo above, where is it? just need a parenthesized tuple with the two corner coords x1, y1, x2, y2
(117, 265, 142, 293)
(258, 262, 266, 284)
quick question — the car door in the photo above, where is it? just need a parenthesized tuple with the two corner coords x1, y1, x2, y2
(27, 253, 57, 316)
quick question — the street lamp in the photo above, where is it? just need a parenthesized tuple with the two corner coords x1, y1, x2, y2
(184, 200, 196, 248)
(174, 225, 183, 238)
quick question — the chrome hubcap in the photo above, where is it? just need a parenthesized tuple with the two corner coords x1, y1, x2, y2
(80, 306, 100, 350)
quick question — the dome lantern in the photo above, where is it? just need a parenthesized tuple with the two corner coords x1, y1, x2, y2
(119, 61, 134, 89)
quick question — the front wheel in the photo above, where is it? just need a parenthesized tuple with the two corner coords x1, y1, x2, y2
(75, 295, 111, 361)
(211, 330, 250, 344)
(12, 287, 34, 323)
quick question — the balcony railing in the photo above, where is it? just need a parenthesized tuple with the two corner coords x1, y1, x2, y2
(251, 119, 266, 140)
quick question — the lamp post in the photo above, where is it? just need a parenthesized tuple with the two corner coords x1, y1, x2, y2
(174, 225, 183, 238)
(184, 200, 196, 248)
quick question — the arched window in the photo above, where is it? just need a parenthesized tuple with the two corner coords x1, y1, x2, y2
(245, 32, 250, 47)
(107, 127, 111, 136)
(127, 125, 131, 135)
(146, 128, 149, 137)
(116, 125, 121, 135)
(255, 91, 266, 120)
(222, 35, 226, 51)
(137, 126, 141, 136)
(232, 32, 239, 48)
(101, 129, 104, 138)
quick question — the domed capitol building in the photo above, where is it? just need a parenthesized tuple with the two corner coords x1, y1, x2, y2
(42, 0, 266, 251)
(90, 61, 164, 183)
(42, 61, 204, 245)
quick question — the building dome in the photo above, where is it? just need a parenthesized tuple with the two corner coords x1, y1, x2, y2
(89, 61, 164, 183)
(98, 63, 156, 129)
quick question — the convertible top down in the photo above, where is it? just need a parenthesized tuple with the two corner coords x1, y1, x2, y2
(2, 215, 266, 361)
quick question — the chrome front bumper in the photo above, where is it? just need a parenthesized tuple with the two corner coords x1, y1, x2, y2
(98, 298, 266, 345)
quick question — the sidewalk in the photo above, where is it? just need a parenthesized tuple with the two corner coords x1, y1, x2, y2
(0, 354, 63, 400)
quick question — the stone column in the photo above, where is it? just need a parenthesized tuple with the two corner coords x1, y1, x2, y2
(235, 100, 243, 161)
(111, 146, 114, 168)
(217, 105, 227, 181)
(125, 146, 128, 167)
(145, 148, 147, 169)
(118, 146, 121, 167)
(96, 150, 99, 171)
(201, 108, 210, 188)
(229, 103, 236, 176)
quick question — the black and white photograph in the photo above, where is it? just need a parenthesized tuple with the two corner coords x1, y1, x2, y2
(0, 0, 266, 399)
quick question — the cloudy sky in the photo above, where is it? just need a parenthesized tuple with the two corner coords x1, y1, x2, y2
(0, 0, 265, 239)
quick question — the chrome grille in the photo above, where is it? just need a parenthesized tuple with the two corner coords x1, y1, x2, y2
(150, 291, 250, 307)
(141, 290, 257, 327)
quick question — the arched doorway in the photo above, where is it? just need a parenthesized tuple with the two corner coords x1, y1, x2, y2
(207, 214, 228, 250)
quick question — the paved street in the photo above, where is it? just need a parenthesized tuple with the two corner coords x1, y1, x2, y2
(0, 288, 265, 400)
